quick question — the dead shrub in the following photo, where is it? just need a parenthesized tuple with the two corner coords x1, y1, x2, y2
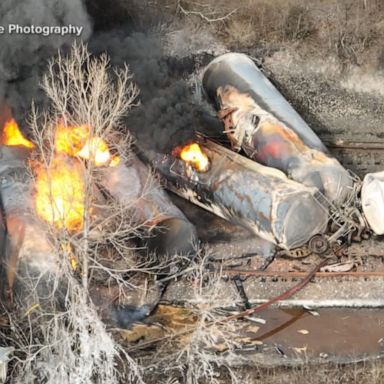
(283, 5, 315, 41)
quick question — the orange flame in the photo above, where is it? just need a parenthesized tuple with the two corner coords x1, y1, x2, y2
(54, 122, 120, 167)
(2, 118, 34, 148)
(55, 121, 89, 156)
(35, 156, 85, 232)
(34, 121, 120, 232)
(179, 143, 209, 172)
(77, 137, 120, 167)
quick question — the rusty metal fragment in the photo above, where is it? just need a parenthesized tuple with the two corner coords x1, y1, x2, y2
(142, 139, 328, 250)
(203, 53, 353, 205)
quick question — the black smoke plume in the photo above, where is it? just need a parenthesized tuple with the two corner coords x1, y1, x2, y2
(0, 0, 92, 124)
(1, 1, 219, 152)
(89, 30, 215, 153)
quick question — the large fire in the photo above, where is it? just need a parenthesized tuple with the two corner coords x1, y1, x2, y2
(179, 143, 210, 172)
(1, 118, 35, 148)
(0, 116, 119, 232)
(77, 137, 120, 167)
(34, 121, 119, 231)
(55, 121, 120, 166)
(55, 121, 89, 156)
(34, 156, 85, 231)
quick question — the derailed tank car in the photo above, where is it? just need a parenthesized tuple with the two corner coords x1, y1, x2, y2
(142, 139, 328, 250)
(203, 53, 353, 205)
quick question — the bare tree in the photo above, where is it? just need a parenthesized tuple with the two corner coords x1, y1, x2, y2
(5, 42, 148, 384)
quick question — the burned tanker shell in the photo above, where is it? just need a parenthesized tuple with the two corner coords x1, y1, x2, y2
(100, 155, 197, 255)
(0, 145, 58, 295)
(202, 53, 353, 205)
(143, 140, 328, 250)
(0, 146, 34, 215)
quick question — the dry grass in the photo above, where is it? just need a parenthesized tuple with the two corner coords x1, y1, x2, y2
(88, 249, 246, 384)
(146, 0, 384, 69)
(234, 361, 384, 384)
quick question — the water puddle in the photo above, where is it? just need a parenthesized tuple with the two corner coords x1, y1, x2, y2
(121, 305, 384, 363)
(256, 308, 384, 360)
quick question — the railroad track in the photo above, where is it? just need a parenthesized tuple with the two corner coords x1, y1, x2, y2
(220, 269, 384, 279)
(324, 140, 384, 176)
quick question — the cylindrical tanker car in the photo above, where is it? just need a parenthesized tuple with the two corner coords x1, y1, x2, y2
(203, 53, 353, 206)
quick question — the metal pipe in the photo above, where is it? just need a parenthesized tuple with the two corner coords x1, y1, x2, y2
(141, 139, 328, 250)
(202, 53, 353, 205)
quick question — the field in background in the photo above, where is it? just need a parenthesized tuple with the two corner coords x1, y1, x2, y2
(128, 0, 382, 68)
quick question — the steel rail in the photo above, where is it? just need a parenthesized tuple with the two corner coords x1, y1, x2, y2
(219, 269, 384, 279)
(325, 141, 384, 151)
